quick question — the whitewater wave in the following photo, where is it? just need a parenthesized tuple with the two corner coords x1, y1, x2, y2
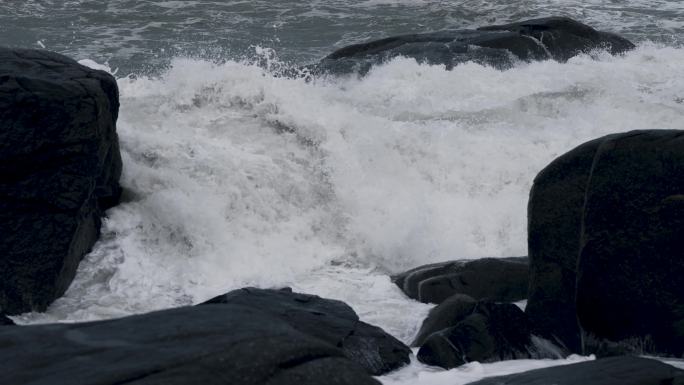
(16, 44, 684, 331)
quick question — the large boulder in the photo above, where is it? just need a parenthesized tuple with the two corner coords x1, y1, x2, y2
(527, 130, 684, 356)
(0, 48, 122, 315)
(315, 17, 634, 75)
(393, 257, 529, 304)
(526, 135, 610, 352)
(416, 301, 533, 369)
(0, 288, 412, 385)
(466, 356, 684, 385)
(202, 287, 411, 375)
(576, 131, 684, 356)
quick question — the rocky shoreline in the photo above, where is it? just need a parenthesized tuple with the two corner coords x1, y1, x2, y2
(1, 16, 683, 385)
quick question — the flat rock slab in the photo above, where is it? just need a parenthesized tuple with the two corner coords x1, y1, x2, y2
(202, 287, 411, 375)
(0, 47, 122, 315)
(0, 288, 411, 385)
(466, 356, 684, 385)
(315, 17, 634, 75)
(393, 257, 529, 304)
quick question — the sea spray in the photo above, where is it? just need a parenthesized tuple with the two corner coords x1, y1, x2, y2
(17, 45, 684, 339)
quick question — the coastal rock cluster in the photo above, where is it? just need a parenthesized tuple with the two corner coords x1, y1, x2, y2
(393, 131, 684, 369)
(1, 16, 683, 385)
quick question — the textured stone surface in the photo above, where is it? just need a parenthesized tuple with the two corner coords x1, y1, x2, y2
(202, 287, 411, 375)
(527, 130, 684, 356)
(393, 257, 529, 304)
(0, 47, 122, 315)
(0, 288, 413, 385)
(315, 17, 634, 75)
(576, 131, 684, 357)
(412, 294, 477, 347)
(417, 301, 533, 369)
(526, 135, 611, 352)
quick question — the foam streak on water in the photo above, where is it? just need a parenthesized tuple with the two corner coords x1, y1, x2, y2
(14, 44, 684, 383)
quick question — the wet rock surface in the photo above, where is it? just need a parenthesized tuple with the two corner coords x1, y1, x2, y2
(0, 47, 122, 315)
(527, 130, 684, 356)
(393, 257, 529, 304)
(0, 288, 412, 385)
(314, 17, 635, 75)
(416, 300, 534, 369)
(202, 287, 411, 375)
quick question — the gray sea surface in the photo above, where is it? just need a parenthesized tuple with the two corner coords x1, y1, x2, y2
(1, 0, 683, 74)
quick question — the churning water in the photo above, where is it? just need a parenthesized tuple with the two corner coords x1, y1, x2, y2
(2, 0, 684, 383)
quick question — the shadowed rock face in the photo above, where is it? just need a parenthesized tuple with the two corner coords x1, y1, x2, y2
(393, 257, 529, 305)
(202, 287, 411, 375)
(412, 294, 477, 347)
(0, 288, 412, 385)
(0, 47, 122, 315)
(314, 17, 635, 75)
(527, 130, 684, 357)
(1, 314, 14, 326)
(576, 131, 684, 357)
(466, 356, 684, 385)
(416, 301, 533, 369)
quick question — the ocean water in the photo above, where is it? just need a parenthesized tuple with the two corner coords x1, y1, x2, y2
(2, 1, 684, 383)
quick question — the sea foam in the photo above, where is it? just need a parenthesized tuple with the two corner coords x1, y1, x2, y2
(21, 45, 684, 337)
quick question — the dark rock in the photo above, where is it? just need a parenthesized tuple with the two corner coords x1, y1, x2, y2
(0, 48, 122, 315)
(526, 135, 611, 352)
(576, 131, 684, 357)
(527, 130, 684, 356)
(466, 356, 684, 385)
(416, 301, 533, 369)
(0, 289, 404, 385)
(412, 294, 477, 346)
(393, 257, 529, 304)
(315, 17, 634, 75)
(202, 287, 411, 375)
(1, 314, 14, 326)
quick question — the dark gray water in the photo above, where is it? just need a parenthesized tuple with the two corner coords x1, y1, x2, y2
(1, 0, 683, 74)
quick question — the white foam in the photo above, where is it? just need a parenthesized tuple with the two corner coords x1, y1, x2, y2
(17, 43, 683, 325)
(15, 44, 684, 383)
(379, 354, 594, 384)
(17, 39, 684, 385)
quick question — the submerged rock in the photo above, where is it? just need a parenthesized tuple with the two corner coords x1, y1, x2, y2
(202, 287, 411, 375)
(466, 356, 684, 385)
(0, 288, 411, 384)
(416, 301, 533, 369)
(0, 48, 122, 315)
(393, 257, 529, 304)
(527, 130, 684, 356)
(315, 17, 635, 75)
